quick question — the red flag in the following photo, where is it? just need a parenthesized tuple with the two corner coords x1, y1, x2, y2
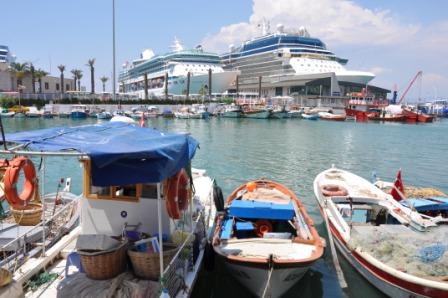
(390, 170, 405, 201)
(139, 112, 145, 127)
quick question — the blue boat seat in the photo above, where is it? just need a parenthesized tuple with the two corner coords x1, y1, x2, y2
(235, 221, 255, 231)
(220, 217, 234, 240)
(228, 200, 295, 220)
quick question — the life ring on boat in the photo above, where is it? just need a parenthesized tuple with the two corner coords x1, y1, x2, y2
(3, 156, 38, 207)
(320, 184, 348, 197)
(165, 169, 190, 219)
(255, 220, 273, 237)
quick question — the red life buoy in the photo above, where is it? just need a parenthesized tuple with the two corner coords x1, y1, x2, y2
(4, 156, 38, 207)
(165, 169, 190, 219)
(255, 220, 272, 237)
(321, 184, 348, 197)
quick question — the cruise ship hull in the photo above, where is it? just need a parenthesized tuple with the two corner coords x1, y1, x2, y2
(129, 71, 239, 98)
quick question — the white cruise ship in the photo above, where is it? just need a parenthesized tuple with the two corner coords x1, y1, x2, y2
(119, 39, 239, 98)
(220, 23, 376, 97)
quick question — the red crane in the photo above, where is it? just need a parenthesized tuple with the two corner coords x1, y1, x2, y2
(397, 71, 422, 104)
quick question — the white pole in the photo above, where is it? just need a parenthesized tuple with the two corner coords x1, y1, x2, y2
(112, 0, 116, 102)
(157, 183, 164, 281)
(41, 157, 46, 257)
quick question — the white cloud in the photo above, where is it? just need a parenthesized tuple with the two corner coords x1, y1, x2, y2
(368, 66, 391, 75)
(202, 0, 420, 52)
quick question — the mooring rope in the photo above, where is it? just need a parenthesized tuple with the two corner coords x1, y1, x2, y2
(261, 254, 274, 298)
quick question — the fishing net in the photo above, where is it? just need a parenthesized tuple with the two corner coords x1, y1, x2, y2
(349, 225, 448, 278)
(404, 186, 447, 198)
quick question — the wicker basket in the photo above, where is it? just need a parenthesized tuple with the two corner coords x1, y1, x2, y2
(128, 243, 178, 280)
(78, 241, 128, 280)
(11, 203, 43, 226)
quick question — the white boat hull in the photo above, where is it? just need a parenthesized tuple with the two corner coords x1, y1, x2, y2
(243, 110, 271, 119)
(222, 259, 310, 297)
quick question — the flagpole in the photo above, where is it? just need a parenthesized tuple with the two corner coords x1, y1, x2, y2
(112, 0, 117, 105)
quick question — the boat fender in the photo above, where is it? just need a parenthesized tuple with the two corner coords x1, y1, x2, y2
(4, 156, 38, 207)
(321, 184, 348, 197)
(165, 169, 190, 219)
(213, 184, 224, 212)
(255, 220, 273, 237)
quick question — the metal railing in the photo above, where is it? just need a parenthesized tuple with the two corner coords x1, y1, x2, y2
(0, 194, 80, 273)
(162, 181, 214, 297)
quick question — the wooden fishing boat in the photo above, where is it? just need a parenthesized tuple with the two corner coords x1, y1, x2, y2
(301, 113, 319, 120)
(0, 121, 217, 298)
(241, 105, 272, 119)
(314, 167, 448, 298)
(318, 112, 346, 121)
(402, 107, 434, 123)
(213, 180, 324, 297)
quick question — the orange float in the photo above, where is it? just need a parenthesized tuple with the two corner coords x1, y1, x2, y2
(165, 169, 190, 219)
(255, 220, 272, 237)
(3, 156, 38, 207)
(320, 184, 348, 197)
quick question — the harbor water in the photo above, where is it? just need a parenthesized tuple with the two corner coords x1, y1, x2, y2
(2, 116, 447, 298)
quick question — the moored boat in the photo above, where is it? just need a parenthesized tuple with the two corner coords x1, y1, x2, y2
(242, 105, 271, 119)
(70, 105, 88, 119)
(1, 121, 217, 297)
(367, 110, 406, 122)
(318, 112, 346, 121)
(345, 91, 389, 121)
(222, 104, 242, 118)
(301, 113, 319, 120)
(402, 107, 434, 123)
(314, 167, 448, 298)
(213, 180, 324, 297)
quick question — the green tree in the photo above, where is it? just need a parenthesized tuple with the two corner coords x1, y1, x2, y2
(76, 70, 83, 91)
(87, 58, 95, 94)
(9, 62, 29, 92)
(100, 76, 108, 93)
(34, 69, 48, 93)
(57, 64, 65, 93)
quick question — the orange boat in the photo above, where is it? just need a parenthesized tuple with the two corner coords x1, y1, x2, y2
(402, 107, 434, 123)
(212, 180, 324, 297)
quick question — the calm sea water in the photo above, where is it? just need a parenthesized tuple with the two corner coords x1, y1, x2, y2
(2, 116, 447, 298)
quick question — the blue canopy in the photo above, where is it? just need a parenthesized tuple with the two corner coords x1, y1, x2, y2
(5, 122, 199, 186)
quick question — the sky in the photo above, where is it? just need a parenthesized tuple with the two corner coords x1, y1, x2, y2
(3, 0, 448, 100)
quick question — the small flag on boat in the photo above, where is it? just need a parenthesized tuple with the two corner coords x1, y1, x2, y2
(139, 112, 145, 127)
(390, 170, 405, 201)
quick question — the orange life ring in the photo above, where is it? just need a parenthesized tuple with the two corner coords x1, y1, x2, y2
(255, 220, 272, 237)
(4, 156, 38, 207)
(165, 169, 190, 219)
(321, 184, 348, 197)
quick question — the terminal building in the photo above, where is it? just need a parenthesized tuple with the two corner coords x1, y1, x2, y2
(0, 44, 74, 95)
(220, 23, 389, 101)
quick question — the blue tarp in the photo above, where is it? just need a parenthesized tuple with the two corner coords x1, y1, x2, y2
(401, 198, 448, 212)
(4, 122, 199, 186)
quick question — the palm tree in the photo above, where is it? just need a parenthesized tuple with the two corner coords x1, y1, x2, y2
(57, 64, 65, 93)
(71, 69, 79, 91)
(30, 63, 36, 94)
(87, 58, 95, 94)
(34, 69, 48, 93)
(100, 76, 108, 93)
(9, 62, 29, 92)
(76, 70, 83, 91)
